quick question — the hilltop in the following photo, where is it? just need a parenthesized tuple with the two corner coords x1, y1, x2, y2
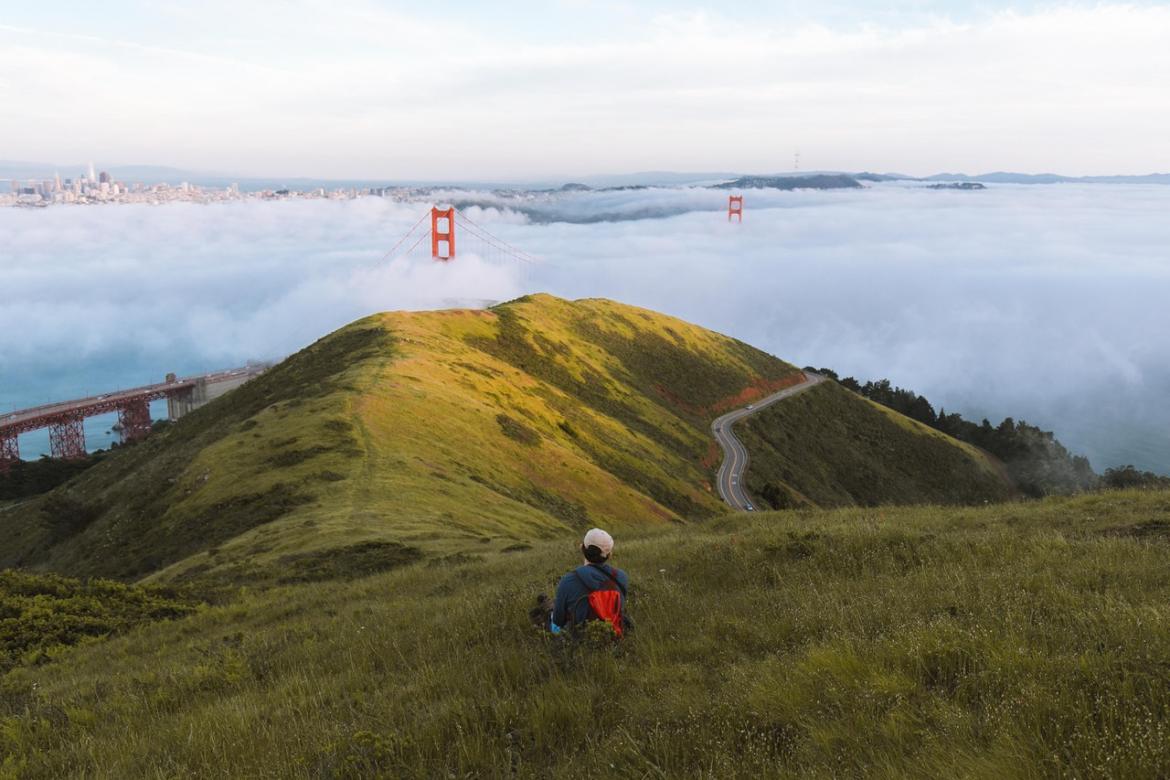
(0, 295, 1009, 585)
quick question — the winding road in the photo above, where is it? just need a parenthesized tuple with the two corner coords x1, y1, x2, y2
(712, 372, 826, 511)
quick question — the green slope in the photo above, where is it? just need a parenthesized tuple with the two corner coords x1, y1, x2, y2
(0, 295, 1011, 587)
(738, 380, 1014, 508)
(3, 489, 1169, 777)
(0, 295, 804, 584)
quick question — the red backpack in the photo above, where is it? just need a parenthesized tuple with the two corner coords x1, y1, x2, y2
(574, 566, 627, 637)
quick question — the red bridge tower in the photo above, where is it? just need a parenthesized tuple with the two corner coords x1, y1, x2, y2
(431, 207, 456, 261)
(0, 433, 17, 474)
(117, 398, 153, 442)
(728, 195, 743, 222)
(49, 415, 86, 460)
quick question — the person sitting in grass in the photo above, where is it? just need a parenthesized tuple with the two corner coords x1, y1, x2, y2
(550, 528, 630, 637)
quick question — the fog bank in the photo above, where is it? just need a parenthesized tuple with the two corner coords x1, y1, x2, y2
(2, 183, 1167, 471)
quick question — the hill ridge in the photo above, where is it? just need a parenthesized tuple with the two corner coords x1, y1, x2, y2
(0, 294, 1011, 584)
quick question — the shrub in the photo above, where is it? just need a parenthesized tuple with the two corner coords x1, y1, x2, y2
(0, 570, 198, 674)
(496, 414, 540, 446)
(276, 542, 423, 584)
(40, 496, 103, 543)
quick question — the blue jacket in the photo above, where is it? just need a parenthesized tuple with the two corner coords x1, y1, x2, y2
(553, 563, 629, 629)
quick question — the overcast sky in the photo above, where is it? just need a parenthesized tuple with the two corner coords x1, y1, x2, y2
(2, 1, 1168, 179)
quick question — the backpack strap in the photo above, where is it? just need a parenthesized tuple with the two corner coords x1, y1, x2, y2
(579, 564, 625, 597)
(568, 571, 593, 624)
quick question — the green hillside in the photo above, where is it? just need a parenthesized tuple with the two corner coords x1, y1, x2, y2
(0, 295, 805, 584)
(3, 489, 1169, 778)
(738, 381, 1014, 508)
(0, 295, 1009, 587)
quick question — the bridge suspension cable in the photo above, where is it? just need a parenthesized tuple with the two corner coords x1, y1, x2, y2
(379, 210, 431, 263)
(452, 210, 539, 265)
(383, 206, 540, 265)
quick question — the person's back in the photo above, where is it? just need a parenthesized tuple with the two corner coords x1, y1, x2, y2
(552, 528, 630, 636)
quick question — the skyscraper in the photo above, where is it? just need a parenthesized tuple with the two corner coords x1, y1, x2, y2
(88, 161, 96, 183)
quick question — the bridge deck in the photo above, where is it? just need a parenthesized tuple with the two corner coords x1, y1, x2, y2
(1, 367, 265, 437)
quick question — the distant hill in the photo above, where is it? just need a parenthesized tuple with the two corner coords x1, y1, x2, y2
(0, 295, 1010, 585)
(923, 171, 1170, 185)
(713, 174, 864, 190)
(0, 160, 66, 180)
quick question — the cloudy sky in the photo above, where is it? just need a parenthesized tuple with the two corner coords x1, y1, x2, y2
(2, 1, 1169, 179)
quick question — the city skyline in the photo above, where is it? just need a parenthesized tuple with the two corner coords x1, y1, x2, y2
(0, 162, 369, 207)
(2, 2, 1168, 179)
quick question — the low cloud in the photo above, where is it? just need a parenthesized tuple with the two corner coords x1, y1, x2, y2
(3, 183, 1168, 471)
(0, 197, 522, 452)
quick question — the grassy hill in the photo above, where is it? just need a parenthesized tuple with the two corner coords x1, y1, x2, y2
(738, 381, 1014, 508)
(0, 295, 806, 584)
(2, 488, 1169, 777)
(0, 295, 1010, 586)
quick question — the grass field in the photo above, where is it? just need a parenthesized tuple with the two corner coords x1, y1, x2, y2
(3, 488, 1169, 778)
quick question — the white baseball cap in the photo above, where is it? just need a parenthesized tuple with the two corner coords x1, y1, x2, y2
(582, 528, 614, 558)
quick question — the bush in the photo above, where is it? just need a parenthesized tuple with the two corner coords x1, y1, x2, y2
(0, 570, 198, 674)
(40, 496, 103, 543)
(0, 455, 104, 501)
(276, 542, 423, 584)
(496, 414, 540, 446)
(1103, 465, 1170, 490)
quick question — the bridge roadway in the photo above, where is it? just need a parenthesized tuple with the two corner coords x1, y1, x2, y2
(1, 366, 266, 440)
(712, 372, 826, 511)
